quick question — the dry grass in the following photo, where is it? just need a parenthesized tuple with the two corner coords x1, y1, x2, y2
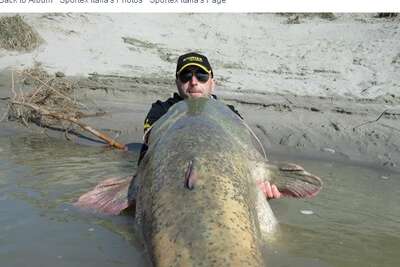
(0, 15, 42, 51)
(376, 13, 398, 18)
(7, 65, 87, 128)
(278, 13, 337, 24)
(6, 66, 126, 149)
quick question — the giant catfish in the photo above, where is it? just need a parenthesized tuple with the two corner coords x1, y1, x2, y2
(76, 97, 322, 267)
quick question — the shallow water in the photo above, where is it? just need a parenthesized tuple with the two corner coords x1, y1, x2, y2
(0, 133, 399, 267)
(0, 133, 150, 267)
(268, 154, 400, 267)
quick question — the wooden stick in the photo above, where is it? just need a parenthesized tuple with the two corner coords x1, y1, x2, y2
(11, 101, 126, 150)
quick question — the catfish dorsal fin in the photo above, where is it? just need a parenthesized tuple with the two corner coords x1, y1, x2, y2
(255, 161, 323, 198)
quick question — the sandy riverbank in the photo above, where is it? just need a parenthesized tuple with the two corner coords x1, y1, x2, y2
(2, 69, 399, 173)
(0, 13, 399, 172)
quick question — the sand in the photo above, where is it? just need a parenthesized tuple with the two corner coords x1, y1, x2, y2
(0, 13, 399, 172)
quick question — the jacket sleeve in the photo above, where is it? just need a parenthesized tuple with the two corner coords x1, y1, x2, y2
(139, 100, 170, 166)
(143, 101, 168, 133)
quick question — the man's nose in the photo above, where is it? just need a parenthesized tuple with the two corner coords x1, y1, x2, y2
(189, 75, 198, 85)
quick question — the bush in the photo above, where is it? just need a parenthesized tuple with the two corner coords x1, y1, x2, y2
(0, 15, 42, 51)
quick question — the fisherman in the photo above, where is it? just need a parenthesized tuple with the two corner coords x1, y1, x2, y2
(139, 52, 281, 199)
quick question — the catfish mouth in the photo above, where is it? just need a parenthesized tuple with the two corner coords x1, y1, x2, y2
(184, 160, 197, 190)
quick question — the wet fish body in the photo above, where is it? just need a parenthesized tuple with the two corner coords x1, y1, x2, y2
(76, 98, 321, 266)
(131, 98, 321, 266)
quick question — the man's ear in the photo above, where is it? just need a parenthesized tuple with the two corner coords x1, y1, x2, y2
(210, 78, 216, 93)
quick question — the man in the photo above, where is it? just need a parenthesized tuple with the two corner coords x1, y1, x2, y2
(140, 52, 281, 199)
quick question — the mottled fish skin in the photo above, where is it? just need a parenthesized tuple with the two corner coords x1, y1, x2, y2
(134, 98, 272, 267)
(74, 97, 321, 266)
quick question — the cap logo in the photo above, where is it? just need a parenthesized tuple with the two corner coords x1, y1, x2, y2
(183, 56, 203, 63)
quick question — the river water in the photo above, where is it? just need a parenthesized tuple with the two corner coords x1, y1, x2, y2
(0, 133, 399, 267)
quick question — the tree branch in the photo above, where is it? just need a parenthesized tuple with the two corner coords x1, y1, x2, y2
(11, 100, 126, 150)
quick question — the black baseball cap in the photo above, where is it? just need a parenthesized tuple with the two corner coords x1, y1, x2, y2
(176, 52, 213, 77)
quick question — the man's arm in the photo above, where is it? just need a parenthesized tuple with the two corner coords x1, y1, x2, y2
(144, 101, 168, 133)
(138, 96, 180, 165)
(138, 103, 163, 165)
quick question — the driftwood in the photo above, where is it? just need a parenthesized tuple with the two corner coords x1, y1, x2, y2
(7, 67, 126, 150)
(352, 108, 400, 133)
(352, 109, 390, 130)
(11, 101, 126, 149)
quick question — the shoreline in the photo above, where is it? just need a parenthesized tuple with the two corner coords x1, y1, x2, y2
(0, 13, 399, 173)
(1, 69, 399, 174)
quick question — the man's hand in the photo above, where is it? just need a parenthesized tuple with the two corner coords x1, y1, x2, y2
(256, 181, 282, 199)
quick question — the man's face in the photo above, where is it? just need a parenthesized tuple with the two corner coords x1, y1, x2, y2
(176, 67, 215, 98)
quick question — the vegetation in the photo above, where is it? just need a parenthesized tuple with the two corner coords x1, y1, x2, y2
(0, 15, 42, 51)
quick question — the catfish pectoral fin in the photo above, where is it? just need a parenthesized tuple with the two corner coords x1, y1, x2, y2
(74, 175, 135, 215)
(265, 161, 323, 198)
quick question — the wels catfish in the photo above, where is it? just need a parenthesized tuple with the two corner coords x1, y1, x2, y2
(76, 98, 322, 267)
